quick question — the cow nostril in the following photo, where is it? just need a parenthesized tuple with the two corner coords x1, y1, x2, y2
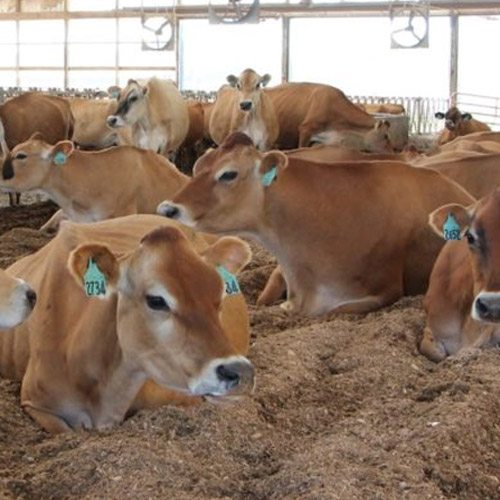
(26, 289, 37, 309)
(240, 102, 252, 111)
(107, 116, 117, 127)
(476, 297, 489, 316)
(216, 364, 240, 384)
(163, 205, 180, 219)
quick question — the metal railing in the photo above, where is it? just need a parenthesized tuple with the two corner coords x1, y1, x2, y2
(451, 92, 500, 131)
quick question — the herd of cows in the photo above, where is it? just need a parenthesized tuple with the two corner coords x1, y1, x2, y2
(0, 68, 499, 434)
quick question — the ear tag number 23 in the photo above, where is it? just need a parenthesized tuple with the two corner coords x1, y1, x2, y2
(217, 266, 241, 296)
(443, 213, 461, 241)
(84, 258, 107, 297)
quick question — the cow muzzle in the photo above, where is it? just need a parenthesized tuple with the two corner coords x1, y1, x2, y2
(2, 157, 14, 181)
(106, 115, 124, 128)
(473, 292, 500, 322)
(445, 120, 456, 131)
(157, 201, 195, 227)
(240, 101, 252, 112)
(189, 355, 255, 398)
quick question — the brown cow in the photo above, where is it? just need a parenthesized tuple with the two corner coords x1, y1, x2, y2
(158, 133, 474, 316)
(0, 214, 254, 433)
(0, 136, 188, 227)
(0, 269, 36, 329)
(264, 82, 375, 149)
(209, 69, 279, 151)
(435, 107, 491, 146)
(421, 189, 500, 361)
(69, 97, 133, 150)
(0, 92, 75, 205)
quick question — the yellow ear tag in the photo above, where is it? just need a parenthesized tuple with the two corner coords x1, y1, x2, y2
(84, 259, 107, 297)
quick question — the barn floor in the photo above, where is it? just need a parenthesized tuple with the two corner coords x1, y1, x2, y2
(0, 197, 499, 500)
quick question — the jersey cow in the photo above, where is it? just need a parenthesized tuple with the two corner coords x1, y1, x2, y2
(158, 133, 474, 316)
(69, 97, 133, 150)
(107, 78, 189, 155)
(435, 107, 491, 146)
(209, 69, 279, 151)
(0, 215, 253, 433)
(264, 82, 376, 149)
(0, 269, 36, 329)
(421, 189, 500, 361)
(0, 136, 188, 227)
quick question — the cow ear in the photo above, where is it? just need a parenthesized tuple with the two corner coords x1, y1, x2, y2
(434, 112, 445, 120)
(29, 132, 45, 142)
(260, 74, 271, 87)
(226, 75, 238, 87)
(429, 203, 471, 240)
(202, 237, 252, 275)
(461, 113, 472, 121)
(258, 150, 288, 187)
(107, 85, 121, 99)
(68, 243, 119, 299)
(50, 141, 74, 165)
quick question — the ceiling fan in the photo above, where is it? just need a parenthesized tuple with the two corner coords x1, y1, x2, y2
(208, 0, 260, 25)
(141, 14, 175, 51)
(390, 2, 429, 49)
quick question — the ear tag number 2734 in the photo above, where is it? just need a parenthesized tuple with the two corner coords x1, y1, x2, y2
(443, 213, 461, 241)
(217, 266, 241, 296)
(84, 258, 107, 297)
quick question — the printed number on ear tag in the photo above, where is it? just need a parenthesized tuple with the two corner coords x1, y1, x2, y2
(443, 213, 461, 241)
(84, 258, 107, 297)
(261, 166, 277, 187)
(217, 266, 241, 296)
(53, 151, 67, 165)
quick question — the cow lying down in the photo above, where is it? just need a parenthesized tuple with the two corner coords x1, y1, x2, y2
(421, 189, 500, 361)
(158, 132, 474, 316)
(0, 215, 254, 433)
(0, 135, 188, 230)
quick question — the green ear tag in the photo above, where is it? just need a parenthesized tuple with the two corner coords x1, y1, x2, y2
(111, 90, 120, 99)
(216, 265, 241, 296)
(443, 214, 461, 241)
(83, 258, 107, 297)
(261, 166, 277, 187)
(53, 151, 67, 165)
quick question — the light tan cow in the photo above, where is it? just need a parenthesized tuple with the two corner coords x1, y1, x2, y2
(0, 136, 188, 227)
(69, 97, 133, 150)
(157, 133, 474, 316)
(411, 150, 500, 200)
(0, 269, 36, 329)
(209, 69, 279, 151)
(435, 107, 491, 146)
(357, 103, 405, 115)
(421, 189, 500, 361)
(264, 82, 376, 149)
(310, 120, 394, 153)
(0, 214, 253, 433)
(107, 78, 189, 155)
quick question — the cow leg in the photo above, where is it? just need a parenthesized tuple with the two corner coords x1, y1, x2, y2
(419, 326, 448, 362)
(23, 404, 72, 434)
(257, 266, 287, 306)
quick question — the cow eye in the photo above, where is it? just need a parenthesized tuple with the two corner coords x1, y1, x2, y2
(146, 295, 170, 311)
(236, 83, 241, 90)
(218, 171, 238, 182)
(256, 83, 261, 90)
(465, 230, 476, 246)
(15, 153, 27, 160)
(129, 95, 138, 103)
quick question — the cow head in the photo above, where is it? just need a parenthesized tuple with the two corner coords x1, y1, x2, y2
(0, 269, 36, 329)
(0, 135, 75, 191)
(429, 189, 500, 322)
(435, 106, 473, 131)
(364, 120, 394, 153)
(226, 69, 271, 113)
(106, 79, 148, 129)
(157, 132, 287, 234)
(68, 226, 254, 399)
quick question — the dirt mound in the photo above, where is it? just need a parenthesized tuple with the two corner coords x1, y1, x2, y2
(0, 204, 499, 499)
